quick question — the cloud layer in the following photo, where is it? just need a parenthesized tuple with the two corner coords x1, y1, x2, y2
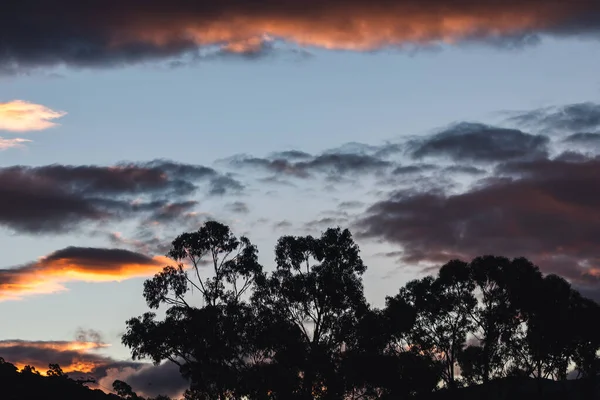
(0, 247, 170, 300)
(0, 160, 241, 234)
(3, 101, 600, 301)
(357, 154, 600, 294)
(0, 100, 66, 132)
(2, 1, 600, 72)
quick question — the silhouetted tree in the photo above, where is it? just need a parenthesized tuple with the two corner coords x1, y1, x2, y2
(571, 293, 600, 378)
(399, 260, 476, 389)
(466, 256, 517, 382)
(119, 222, 600, 399)
(251, 227, 368, 400)
(122, 221, 264, 400)
(47, 363, 67, 379)
(21, 365, 40, 375)
(113, 380, 141, 399)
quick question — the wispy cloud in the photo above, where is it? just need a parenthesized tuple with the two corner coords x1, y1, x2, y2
(0, 247, 171, 300)
(0, 100, 66, 132)
(506, 102, 600, 134)
(0, 137, 31, 150)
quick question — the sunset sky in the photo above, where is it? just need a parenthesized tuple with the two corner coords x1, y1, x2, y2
(2, 1, 600, 397)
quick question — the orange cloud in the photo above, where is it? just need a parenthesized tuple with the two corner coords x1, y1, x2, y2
(109, 2, 593, 53)
(0, 247, 172, 301)
(0, 100, 66, 132)
(0, 137, 31, 150)
(0, 340, 111, 374)
(4, 2, 600, 71)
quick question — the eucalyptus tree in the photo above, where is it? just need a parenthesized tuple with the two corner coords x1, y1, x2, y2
(122, 221, 264, 400)
(252, 227, 369, 400)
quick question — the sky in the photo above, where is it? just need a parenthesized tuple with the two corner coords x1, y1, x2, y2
(2, 0, 600, 397)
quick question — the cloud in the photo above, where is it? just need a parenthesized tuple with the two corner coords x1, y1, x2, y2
(0, 137, 31, 150)
(443, 165, 487, 175)
(0, 247, 170, 300)
(268, 150, 313, 160)
(0, 100, 66, 132)
(356, 154, 600, 293)
(226, 201, 250, 214)
(97, 362, 188, 399)
(338, 201, 365, 210)
(563, 132, 600, 144)
(508, 102, 600, 133)
(409, 122, 549, 162)
(3, 1, 600, 72)
(144, 201, 199, 224)
(0, 339, 113, 373)
(74, 328, 105, 345)
(0, 338, 187, 398)
(392, 164, 438, 175)
(0, 160, 241, 234)
(230, 152, 392, 179)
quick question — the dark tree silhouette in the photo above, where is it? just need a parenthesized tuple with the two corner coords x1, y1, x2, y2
(117, 222, 600, 400)
(122, 221, 264, 400)
(251, 227, 368, 400)
(571, 293, 600, 378)
(0, 358, 121, 400)
(398, 260, 476, 389)
(466, 256, 516, 382)
(113, 380, 141, 399)
(47, 363, 67, 379)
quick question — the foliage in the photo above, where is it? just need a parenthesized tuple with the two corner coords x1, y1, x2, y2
(117, 221, 600, 399)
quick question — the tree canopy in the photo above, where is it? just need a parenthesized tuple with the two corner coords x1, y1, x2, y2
(118, 221, 600, 399)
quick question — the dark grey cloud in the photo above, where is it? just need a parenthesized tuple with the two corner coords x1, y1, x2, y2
(553, 151, 592, 163)
(230, 152, 392, 179)
(338, 201, 366, 210)
(273, 220, 293, 230)
(508, 102, 600, 133)
(443, 165, 487, 175)
(231, 156, 309, 178)
(268, 150, 313, 160)
(409, 122, 549, 162)
(0, 160, 240, 234)
(226, 201, 250, 214)
(563, 132, 600, 144)
(115, 361, 188, 399)
(392, 164, 438, 175)
(108, 232, 172, 257)
(207, 174, 245, 195)
(357, 154, 600, 293)
(145, 201, 199, 224)
(6, 1, 599, 72)
(42, 247, 158, 267)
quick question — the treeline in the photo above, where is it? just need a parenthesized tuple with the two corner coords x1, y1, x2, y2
(0, 358, 174, 400)
(118, 222, 600, 400)
(0, 360, 119, 400)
